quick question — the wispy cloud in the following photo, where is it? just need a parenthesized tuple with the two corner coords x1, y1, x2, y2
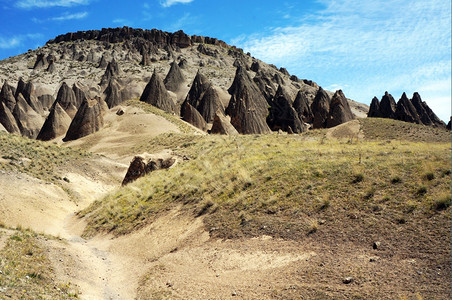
(16, 0, 90, 9)
(160, 0, 193, 8)
(0, 33, 42, 49)
(50, 11, 88, 21)
(235, 0, 451, 120)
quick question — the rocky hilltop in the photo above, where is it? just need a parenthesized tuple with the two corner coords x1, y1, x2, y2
(0, 26, 368, 141)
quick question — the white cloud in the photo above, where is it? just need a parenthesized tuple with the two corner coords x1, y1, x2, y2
(0, 33, 42, 49)
(160, 0, 193, 8)
(50, 11, 88, 21)
(234, 0, 451, 119)
(16, 0, 90, 8)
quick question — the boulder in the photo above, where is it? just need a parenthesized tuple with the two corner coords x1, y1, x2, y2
(181, 101, 207, 131)
(326, 90, 355, 128)
(63, 98, 104, 141)
(367, 96, 381, 118)
(395, 92, 421, 124)
(226, 66, 271, 134)
(140, 69, 176, 113)
(210, 111, 239, 135)
(293, 90, 313, 123)
(197, 85, 225, 123)
(122, 156, 176, 186)
(311, 87, 331, 129)
(379, 91, 396, 119)
(250, 61, 261, 72)
(164, 61, 185, 92)
(267, 85, 303, 133)
(55, 82, 78, 118)
(13, 93, 44, 138)
(36, 102, 72, 141)
(0, 102, 20, 134)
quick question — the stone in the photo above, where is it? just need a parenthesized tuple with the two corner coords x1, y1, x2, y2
(293, 90, 313, 123)
(267, 85, 303, 133)
(38, 94, 56, 111)
(197, 85, 225, 123)
(326, 90, 355, 128)
(379, 91, 396, 119)
(181, 101, 207, 131)
(104, 78, 123, 108)
(100, 59, 120, 86)
(0, 81, 16, 112)
(140, 69, 176, 114)
(164, 61, 185, 92)
(343, 277, 354, 284)
(210, 111, 239, 135)
(0, 102, 20, 134)
(13, 93, 44, 138)
(373, 241, 381, 250)
(63, 97, 104, 141)
(36, 102, 72, 141)
(72, 82, 87, 108)
(395, 92, 421, 124)
(311, 87, 331, 129)
(181, 70, 211, 117)
(367, 96, 381, 118)
(122, 156, 176, 185)
(55, 82, 78, 118)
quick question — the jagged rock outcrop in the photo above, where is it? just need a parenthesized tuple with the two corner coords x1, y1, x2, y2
(46, 60, 56, 73)
(104, 78, 123, 108)
(181, 70, 210, 117)
(140, 50, 150, 66)
(311, 87, 331, 129)
(140, 69, 176, 113)
(410, 92, 445, 127)
(279, 67, 290, 76)
(63, 98, 104, 141)
(367, 97, 381, 118)
(0, 81, 17, 111)
(164, 61, 185, 92)
(210, 112, 239, 135)
(0, 102, 20, 134)
(253, 70, 277, 102)
(395, 92, 421, 124)
(33, 53, 48, 69)
(21, 81, 44, 115)
(379, 92, 397, 119)
(197, 44, 218, 58)
(326, 90, 354, 128)
(293, 90, 313, 123)
(226, 66, 271, 134)
(98, 54, 108, 68)
(267, 85, 303, 133)
(250, 61, 261, 72)
(55, 82, 78, 118)
(13, 94, 44, 138)
(36, 102, 71, 141)
(100, 59, 120, 86)
(197, 85, 225, 123)
(122, 155, 176, 186)
(178, 58, 188, 69)
(181, 101, 207, 131)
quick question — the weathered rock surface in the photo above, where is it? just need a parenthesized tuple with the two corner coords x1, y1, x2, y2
(38, 94, 56, 111)
(37, 102, 72, 141)
(379, 92, 397, 119)
(104, 78, 123, 108)
(100, 59, 120, 86)
(55, 82, 78, 118)
(267, 85, 303, 133)
(63, 98, 104, 141)
(197, 85, 225, 123)
(293, 90, 313, 123)
(226, 66, 270, 134)
(395, 92, 421, 124)
(13, 94, 44, 138)
(311, 87, 331, 129)
(210, 111, 239, 135)
(140, 69, 176, 113)
(181, 101, 207, 131)
(0, 81, 17, 112)
(326, 90, 354, 128)
(0, 102, 20, 134)
(122, 155, 176, 186)
(367, 97, 381, 118)
(164, 61, 185, 92)
(72, 82, 87, 109)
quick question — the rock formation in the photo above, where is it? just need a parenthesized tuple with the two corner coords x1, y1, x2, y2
(447, 118, 451, 130)
(38, 94, 56, 111)
(395, 92, 421, 124)
(140, 69, 176, 113)
(122, 155, 176, 186)
(184, 70, 210, 110)
(55, 82, 78, 118)
(181, 101, 207, 131)
(326, 90, 354, 128)
(267, 85, 303, 133)
(210, 112, 239, 135)
(36, 102, 72, 141)
(293, 90, 313, 123)
(226, 66, 270, 134)
(33, 53, 48, 69)
(164, 61, 185, 92)
(100, 59, 120, 86)
(410, 92, 445, 127)
(197, 85, 225, 123)
(0, 102, 20, 134)
(104, 78, 123, 108)
(367, 97, 381, 118)
(0, 81, 16, 112)
(13, 94, 44, 138)
(379, 92, 397, 119)
(63, 98, 104, 141)
(72, 82, 87, 108)
(311, 87, 331, 129)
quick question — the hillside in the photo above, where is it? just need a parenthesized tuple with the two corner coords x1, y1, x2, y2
(0, 97, 450, 299)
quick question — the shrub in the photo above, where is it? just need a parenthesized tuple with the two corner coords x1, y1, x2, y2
(352, 173, 364, 184)
(432, 195, 451, 211)
(424, 172, 435, 181)
(416, 186, 427, 196)
(391, 176, 402, 184)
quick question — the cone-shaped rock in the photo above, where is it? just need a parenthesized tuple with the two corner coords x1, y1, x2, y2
(104, 78, 123, 108)
(226, 66, 271, 134)
(210, 111, 239, 135)
(15, 78, 26, 99)
(0, 102, 20, 134)
(0, 82, 17, 112)
(46, 60, 56, 73)
(100, 59, 120, 86)
(63, 98, 104, 141)
(197, 85, 225, 123)
(267, 85, 303, 133)
(411, 92, 445, 127)
(164, 61, 185, 92)
(293, 90, 313, 123)
(184, 70, 210, 110)
(367, 97, 381, 118)
(326, 90, 355, 128)
(33, 53, 48, 69)
(56, 82, 78, 118)
(446, 118, 451, 130)
(311, 87, 331, 129)
(181, 101, 207, 131)
(379, 92, 396, 119)
(37, 102, 71, 141)
(98, 54, 108, 68)
(38, 94, 56, 111)
(253, 70, 276, 102)
(72, 83, 87, 108)
(22, 81, 44, 115)
(140, 69, 176, 113)
(395, 92, 421, 124)
(13, 93, 44, 138)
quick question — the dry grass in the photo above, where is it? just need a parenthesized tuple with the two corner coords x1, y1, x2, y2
(0, 228, 78, 299)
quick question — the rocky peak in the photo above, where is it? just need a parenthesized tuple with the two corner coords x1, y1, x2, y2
(367, 96, 381, 118)
(379, 91, 396, 119)
(164, 61, 185, 92)
(395, 92, 421, 124)
(293, 90, 313, 123)
(326, 90, 354, 128)
(311, 87, 331, 129)
(267, 85, 303, 133)
(140, 69, 176, 114)
(56, 82, 78, 118)
(63, 97, 105, 141)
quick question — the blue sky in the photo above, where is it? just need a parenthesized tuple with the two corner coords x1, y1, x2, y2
(0, 0, 451, 121)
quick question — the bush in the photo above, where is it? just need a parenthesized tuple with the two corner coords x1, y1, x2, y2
(424, 172, 435, 181)
(391, 176, 402, 184)
(432, 195, 451, 211)
(352, 173, 364, 184)
(416, 186, 427, 196)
